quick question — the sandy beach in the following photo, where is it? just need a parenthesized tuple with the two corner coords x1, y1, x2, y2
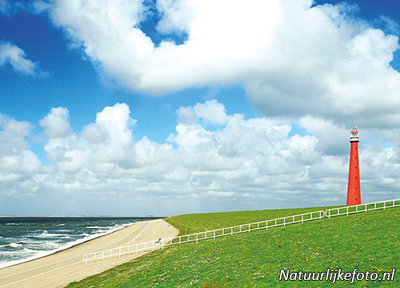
(0, 219, 178, 288)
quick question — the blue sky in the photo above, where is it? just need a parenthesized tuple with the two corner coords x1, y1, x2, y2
(1, 0, 400, 216)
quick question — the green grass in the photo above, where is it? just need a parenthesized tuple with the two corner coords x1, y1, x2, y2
(166, 206, 334, 235)
(67, 206, 400, 287)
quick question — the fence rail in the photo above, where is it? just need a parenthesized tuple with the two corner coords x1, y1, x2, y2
(83, 198, 400, 263)
(325, 198, 400, 218)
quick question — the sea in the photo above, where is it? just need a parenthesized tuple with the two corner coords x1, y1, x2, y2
(0, 216, 158, 268)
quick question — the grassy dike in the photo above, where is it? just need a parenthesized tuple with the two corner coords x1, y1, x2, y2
(67, 206, 400, 287)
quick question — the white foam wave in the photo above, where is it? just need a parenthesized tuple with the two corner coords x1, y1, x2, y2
(0, 221, 138, 269)
(8, 243, 20, 248)
(0, 249, 54, 269)
(29, 231, 66, 239)
(0, 243, 22, 249)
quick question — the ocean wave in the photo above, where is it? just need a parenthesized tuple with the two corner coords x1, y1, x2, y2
(28, 231, 67, 239)
(35, 241, 61, 250)
(56, 229, 72, 233)
(8, 243, 21, 248)
(0, 243, 23, 249)
(0, 249, 53, 269)
(0, 220, 138, 268)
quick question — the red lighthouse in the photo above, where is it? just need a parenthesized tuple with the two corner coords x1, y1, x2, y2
(347, 128, 361, 205)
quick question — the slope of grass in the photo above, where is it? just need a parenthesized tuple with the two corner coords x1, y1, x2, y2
(165, 206, 336, 235)
(67, 206, 400, 287)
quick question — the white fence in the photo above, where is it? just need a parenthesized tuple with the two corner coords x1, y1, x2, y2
(325, 198, 400, 218)
(82, 210, 324, 263)
(83, 198, 400, 263)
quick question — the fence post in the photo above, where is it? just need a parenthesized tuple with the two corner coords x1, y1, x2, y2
(81, 199, 400, 263)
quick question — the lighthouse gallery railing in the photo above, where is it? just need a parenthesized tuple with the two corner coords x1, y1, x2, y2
(83, 198, 400, 263)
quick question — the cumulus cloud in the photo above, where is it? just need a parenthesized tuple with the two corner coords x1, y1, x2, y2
(0, 41, 47, 77)
(298, 116, 348, 155)
(177, 100, 227, 125)
(1, 101, 399, 215)
(37, 0, 400, 129)
(40, 103, 137, 173)
(40, 107, 71, 138)
(0, 114, 41, 183)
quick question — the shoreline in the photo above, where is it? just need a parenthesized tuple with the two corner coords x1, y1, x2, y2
(0, 220, 139, 270)
(0, 219, 179, 288)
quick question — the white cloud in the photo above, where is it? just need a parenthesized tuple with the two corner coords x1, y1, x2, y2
(177, 100, 227, 126)
(1, 101, 399, 215)
(38, 0, 400, 129)
(193, 100, 227, 125)
(0, 41, 47, 77)
(40, 107, 71, 138)
(0, 115, 41, 183)
(299, 116, 348, 155)
(2, 0, 400, 214)
(40, 103, 138, 173)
